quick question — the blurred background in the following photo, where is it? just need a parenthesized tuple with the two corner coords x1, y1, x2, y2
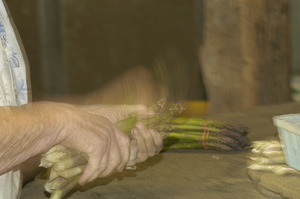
(4, 0, 299, 114)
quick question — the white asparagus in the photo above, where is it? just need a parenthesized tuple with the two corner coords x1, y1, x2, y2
(248, 163, 299, 175)
(53, 155, 87, 172)
(46, 145, 67, 153)
(39, 156, 53, 168)
(262, 150, 284, 157)
(44, 181, 54, 193)
(49, 167, 59, 181)
(251, 140, 283, 154)
(249, 156, 285, 165)
(44, 177, 77, 192)
(249, 140, 300, 175)
(57, 165, 85, 179)
(50, 176, 80, 199)
(45, 150, 73, 164)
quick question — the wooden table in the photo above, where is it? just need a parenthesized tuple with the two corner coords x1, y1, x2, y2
(21, 102, 300, 199)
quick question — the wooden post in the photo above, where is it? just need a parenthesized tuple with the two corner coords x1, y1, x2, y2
(200, 0, 291, 114)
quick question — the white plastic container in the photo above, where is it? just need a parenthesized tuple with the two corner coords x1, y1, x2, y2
(273, 114, 300, 170)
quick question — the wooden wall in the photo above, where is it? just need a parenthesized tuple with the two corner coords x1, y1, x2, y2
(6, 0, 205, 102)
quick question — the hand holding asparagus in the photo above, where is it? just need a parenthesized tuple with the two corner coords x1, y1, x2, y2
(41, 99, 250, 199)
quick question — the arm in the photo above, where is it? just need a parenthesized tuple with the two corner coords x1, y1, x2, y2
(0, 101, 163, 185)
(0, 101, 131, 185)
(0, 102, 63, 174)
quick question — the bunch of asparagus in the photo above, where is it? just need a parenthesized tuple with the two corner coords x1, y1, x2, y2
(40, 99, 250, 199)
(248, 140, 299, 175)
(163, 117, 250, 151)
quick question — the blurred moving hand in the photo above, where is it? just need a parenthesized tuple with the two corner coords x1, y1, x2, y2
(44, 66, 163, 107)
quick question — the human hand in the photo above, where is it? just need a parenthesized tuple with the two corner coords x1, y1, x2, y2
(83, 104, 164, 167)
(127, 122, 163, 166)
(46, 103, 132, 185)
(46, 103, 162, 185)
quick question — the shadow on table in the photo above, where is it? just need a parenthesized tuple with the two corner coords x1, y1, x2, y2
(76, 152, 164, 193)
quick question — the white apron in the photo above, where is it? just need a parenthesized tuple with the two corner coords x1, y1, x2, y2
(0, 0, 30, 198)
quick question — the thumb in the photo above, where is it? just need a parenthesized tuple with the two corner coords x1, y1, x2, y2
(121, 105, 155, 119)
(87, 104, 155, 123)
(109, 105, 156, 121)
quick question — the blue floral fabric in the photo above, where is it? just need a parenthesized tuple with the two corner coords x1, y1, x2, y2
(0, 0, 29, 198)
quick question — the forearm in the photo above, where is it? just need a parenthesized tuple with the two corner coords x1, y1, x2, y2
(0, 102, 65, 175)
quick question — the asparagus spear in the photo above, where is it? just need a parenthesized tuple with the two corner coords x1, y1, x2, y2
(49, 176, 80, 199)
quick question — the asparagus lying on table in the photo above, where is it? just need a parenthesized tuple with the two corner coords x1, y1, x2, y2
(41, 99, 250, 199)
(247, 140, 300, 175)
(163, 117, 249, 151)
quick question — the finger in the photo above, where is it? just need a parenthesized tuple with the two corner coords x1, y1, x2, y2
(113, 127, 131, 172)
(149, 129, 163, 154)
(127, 139, 139, 167)
(79, 159, 103, 185)
(136, 123, 156, 157)
(127, 105, 155, 118)
(78, 142, 110, 185)
(114, 105, 155, 121)
(98, 127, 125, 177)
(117, 144, 130, 172)
(99, 158, 119, 178)
(131, 128, 148, 163)
(79, 164, 93, 185)
(98, 141, 122, 178)
(85, 152, 110, 183)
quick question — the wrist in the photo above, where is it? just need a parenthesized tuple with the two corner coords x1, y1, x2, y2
(21, 102, 73, 152)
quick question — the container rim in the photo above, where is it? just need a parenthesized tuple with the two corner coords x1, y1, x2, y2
(273, 114, 300, 135)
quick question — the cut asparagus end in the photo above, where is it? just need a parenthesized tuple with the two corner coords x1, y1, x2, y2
(50, 176, 80, 199)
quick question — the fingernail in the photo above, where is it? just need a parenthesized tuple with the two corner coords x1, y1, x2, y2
(126, 165, 137, 170)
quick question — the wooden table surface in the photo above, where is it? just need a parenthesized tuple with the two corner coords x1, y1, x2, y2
(21, 102, 300, 199)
